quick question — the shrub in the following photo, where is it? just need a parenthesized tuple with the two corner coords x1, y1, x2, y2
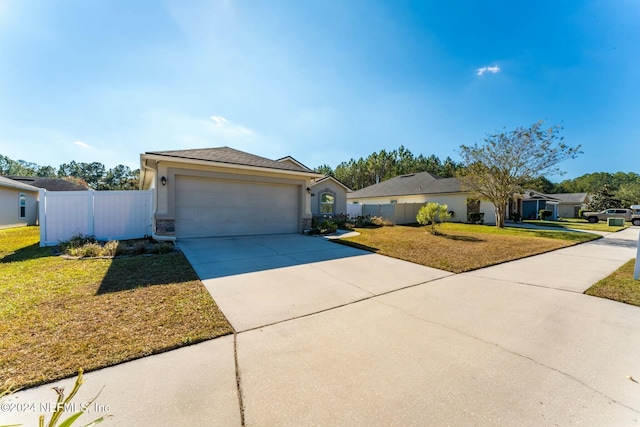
(150, 242, 174, 254)
(510, 212, 522, 222)
(131, 241, 147, 255)
(353, 215, 373, 227)
(417, 203, 451, 235)
(80, 242, 103, 258)
(370, 216, 394, 226)
(59, 234, 96, 253)
(102, 240, 120, 257)
(467, 212, 485, 224)
(60, 237, 174, 257)
(539, 209, 553, 220)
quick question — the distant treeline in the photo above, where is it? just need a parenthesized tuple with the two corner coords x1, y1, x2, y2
(314, 145, 463, 191)
(0, 155, 139, 190)
(315, 146, 640, 207)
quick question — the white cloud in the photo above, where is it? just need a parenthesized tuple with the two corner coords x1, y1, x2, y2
(476, 65, 501, 76)
(210, 115, 254, 136)
(210, 115, 229, 126)
(74, 140, 90, 148)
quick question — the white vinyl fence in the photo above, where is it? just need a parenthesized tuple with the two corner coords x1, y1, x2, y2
(39, 189, 153, 247)
(347, 203, 427, 225)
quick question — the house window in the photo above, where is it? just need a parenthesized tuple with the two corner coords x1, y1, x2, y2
(19, 194, 26, 219)
(320, 192, 335, 214)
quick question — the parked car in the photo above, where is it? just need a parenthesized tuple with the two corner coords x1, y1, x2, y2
(632, 205, 640, 226)
(582, 207, 640, 225)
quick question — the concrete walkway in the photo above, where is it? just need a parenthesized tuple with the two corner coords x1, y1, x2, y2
(3, 228, 640, 426)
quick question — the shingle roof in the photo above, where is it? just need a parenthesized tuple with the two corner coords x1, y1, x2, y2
(521, 191, 588, 203)
(5, 176, 87, 191)
(146, 147, 314, 173)
(311, 175, 352, 192)
(0, 175, 40, 192)
(347, 172, 462, 199)
(521, 190, 561, 201)
(550, 193, 590, 204)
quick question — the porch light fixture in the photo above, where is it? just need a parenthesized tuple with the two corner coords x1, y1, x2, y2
(161, 176, 167, 186)
(306, 187, 311, 194)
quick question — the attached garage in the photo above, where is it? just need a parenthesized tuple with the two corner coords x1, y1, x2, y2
(175, 176, 299, 238)
(140, 147, 322, 240)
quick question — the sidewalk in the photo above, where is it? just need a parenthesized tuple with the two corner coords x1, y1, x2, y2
(3, 228, 639, 426)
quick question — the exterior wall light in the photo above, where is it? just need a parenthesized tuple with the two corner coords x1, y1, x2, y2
(161, 176, 167, 186)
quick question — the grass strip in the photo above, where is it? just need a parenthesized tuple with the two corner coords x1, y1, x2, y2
(0, 226, 233, 392)
(585, 259, 640, 307)
(338, 223, 599, 273)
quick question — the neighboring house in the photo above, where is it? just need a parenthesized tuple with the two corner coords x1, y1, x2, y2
(139, 147, 323, 239)
(347, 172, 497, 224)
(521, 191, 590, 219)
(0, 176, 39, 229)
(521, 190, 561, 220)
(309, 176, 351, 218)
(553, 193, 591, 218)
(5, 176, 88, 191)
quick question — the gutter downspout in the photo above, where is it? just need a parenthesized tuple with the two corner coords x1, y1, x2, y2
(142, 162, 176, 242)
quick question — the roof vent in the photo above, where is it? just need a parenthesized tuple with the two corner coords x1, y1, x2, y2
(400, 174, 415, 178)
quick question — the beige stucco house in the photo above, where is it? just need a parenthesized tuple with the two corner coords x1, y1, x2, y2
(0, 176, 39, 229)
(309, 176, 351, 218)
(347, 172, 497, 224)
(139, 147, 322, 239)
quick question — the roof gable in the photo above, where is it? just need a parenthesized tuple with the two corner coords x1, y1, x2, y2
(145, 147, 314, 173)
(347, 172, 462, 199)
(276, 156, 312, 171)
(311, 175, 352, 192)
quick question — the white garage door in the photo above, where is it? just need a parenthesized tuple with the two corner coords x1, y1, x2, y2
(175, 176, 299, 238)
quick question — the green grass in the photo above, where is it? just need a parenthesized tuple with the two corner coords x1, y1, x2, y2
(338, 223, 599, 273)
(585, 259, 640, 307)
(0, 226, 233, 393)
(523, 218, 629, 232)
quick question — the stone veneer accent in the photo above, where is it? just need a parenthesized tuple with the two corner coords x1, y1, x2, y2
(155, 219, 176, 236)
(300, 217, 312, 232)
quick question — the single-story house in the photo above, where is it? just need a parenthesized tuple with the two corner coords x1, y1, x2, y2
(521, 190, 561, 220)
(553, 193, 591, 218)
(522, 191, 592, 219)
(0, 176, 39, 229)
(5, 176, 88, 191)
(309, 176, 351, 218)
(139, 147, 323, 239)
(347, 172, 497, 224)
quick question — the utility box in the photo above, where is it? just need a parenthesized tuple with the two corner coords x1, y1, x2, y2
(607, 217, 625, 227)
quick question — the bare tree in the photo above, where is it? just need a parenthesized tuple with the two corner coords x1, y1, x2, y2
(458, 121, 581, 228)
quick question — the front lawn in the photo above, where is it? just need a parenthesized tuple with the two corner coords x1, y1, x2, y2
(585, 259, 640, 307)
(0, 227, 233, 393)
(523, 218, 628, 232)
(338, 223, 599, 273)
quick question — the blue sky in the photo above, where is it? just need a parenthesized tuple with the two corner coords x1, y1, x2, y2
(0, 0, 638, 180)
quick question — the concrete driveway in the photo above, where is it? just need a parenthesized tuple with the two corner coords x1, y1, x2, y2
(179, 230, 640, 425)
(178, 234, 453, 332)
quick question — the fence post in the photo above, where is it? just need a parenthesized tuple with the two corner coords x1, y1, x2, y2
(87, 190, 95, 237)
(634, 231, 640, 280)
(39, 188, 47, 247)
